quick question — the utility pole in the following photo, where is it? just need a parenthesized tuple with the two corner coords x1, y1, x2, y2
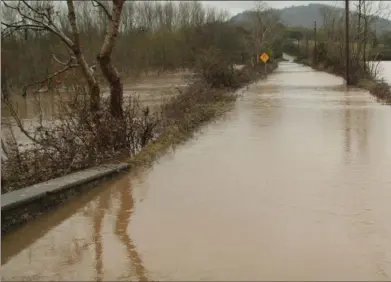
(306, 34, 309, 58)
(345, 0, 350, 85)
(314, 21, 317, 64)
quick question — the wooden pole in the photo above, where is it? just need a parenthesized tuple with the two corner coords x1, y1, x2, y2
(264, 61, 267, 76)
(314, 21, 317, 64)
(346, 0, 350, 85)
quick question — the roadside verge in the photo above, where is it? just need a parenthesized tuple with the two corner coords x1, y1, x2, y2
(294, 56, 391, 104)
(1, 62, 279, 234)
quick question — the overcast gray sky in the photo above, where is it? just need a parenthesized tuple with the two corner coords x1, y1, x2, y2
(201, 1, 345, 16)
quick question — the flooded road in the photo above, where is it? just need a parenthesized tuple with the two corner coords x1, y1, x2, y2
(2, 61, 391, 281)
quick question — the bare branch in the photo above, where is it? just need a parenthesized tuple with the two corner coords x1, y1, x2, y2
(2, 97, 62, 152)
(1, 0, 18, 10)
(1, 19, 45, 39)
(66, 0, 97, 87)
(1, 138, 9, 160)
(9, 0, 74, 49)
(98, 0, 125, 58)
(52, 54, 72, 66)
(1, 21, 46, 31)
(22, 63, 78, 96)
(91, 0, 112, 21)
(21, 0, 52, 24)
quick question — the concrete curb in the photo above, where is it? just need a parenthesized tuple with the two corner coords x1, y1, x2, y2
(1, 163, 130, 211)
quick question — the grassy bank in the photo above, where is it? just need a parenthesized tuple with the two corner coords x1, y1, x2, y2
(286, 48, 391, 104)
(128, 63, 278, 168)
(1, 62, 278, 193)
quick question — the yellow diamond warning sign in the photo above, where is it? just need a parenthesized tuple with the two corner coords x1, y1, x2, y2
(260, 52, 269, 63)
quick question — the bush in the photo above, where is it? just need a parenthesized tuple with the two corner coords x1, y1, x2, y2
(1, 52, 277, 193)
(194, 47, 237, 89)
(370, 81, 391, 103)
(1, 90, 160, 193)
(1, 75, 238, 193)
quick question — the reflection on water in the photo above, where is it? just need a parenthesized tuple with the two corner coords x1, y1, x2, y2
(2, 62, 391, 281)
(92, 189, 110, 282)
(115, 183, 148, 281)
(343, 90, 371, 164)
(1, 173, 149, 281)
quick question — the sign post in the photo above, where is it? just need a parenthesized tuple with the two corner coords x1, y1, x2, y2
(260, 52, 270, 76)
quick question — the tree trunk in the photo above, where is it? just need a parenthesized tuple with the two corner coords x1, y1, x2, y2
(1, 68, 8, 100)
(1, 50, 9, 100)
(363, 3, 368, 73)
(306, 36, 309, 57)
(67, 0, 100, 113)
(357, 0, 363, 69)
(97, 0, 125, 119)
(363, 21, 367, 72)
(98, 56, 123, 118)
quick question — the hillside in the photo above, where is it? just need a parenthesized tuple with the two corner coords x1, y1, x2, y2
(230, 3, 391, 34)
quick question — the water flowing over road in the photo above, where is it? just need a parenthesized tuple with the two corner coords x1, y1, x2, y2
(2, 61, 391, 281)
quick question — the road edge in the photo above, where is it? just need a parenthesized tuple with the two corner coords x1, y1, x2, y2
(1, 163, 130, 234)
(1, 62, 279, 235)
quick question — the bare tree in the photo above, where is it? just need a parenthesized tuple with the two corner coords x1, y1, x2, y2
(1, 0, 100, 111)
(1, 49, 9, 99)
(244, 2, 281, 66)
(94, 0, 126, 118)
(2, 0, 246, 100)
(359, 1, 391, 70)
(316, 0, 391, 81)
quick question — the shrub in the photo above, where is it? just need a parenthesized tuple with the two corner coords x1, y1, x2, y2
(1, 90, 160, 193)
(370, 81, 391, 103)
(194, 47, 236, 89)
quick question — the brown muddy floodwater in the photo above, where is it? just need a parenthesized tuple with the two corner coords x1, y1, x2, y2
(1, 71, 189, 120)
(2, 61, 391, 281)
(1, 71, 189, 154)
